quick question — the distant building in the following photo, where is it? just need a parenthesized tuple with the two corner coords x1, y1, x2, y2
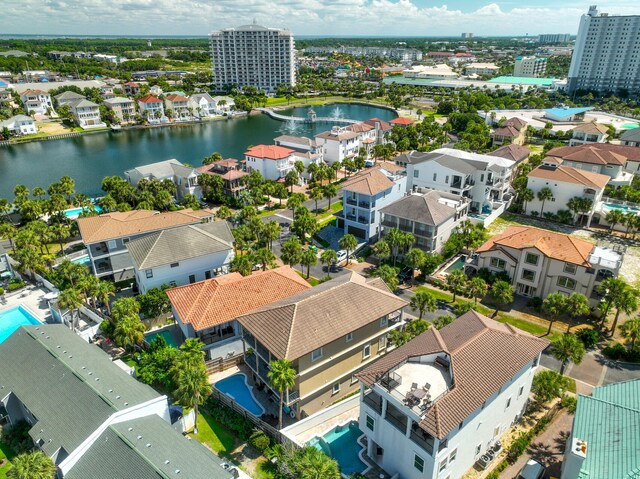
(273, 135, 323, 175)
(122, 81, 141, 96)
(188, 93, 234, 117)
(244, 144, 297, 181)
(103, 97, 136, 123)
(315, 126, 361, 164)
(403, 64, 457, 80)
(124, 159, 202, 200)
(210, 23, 296, 93)
(569, 122, 608, 146)
(490, 144, 531, 164)
(164, 93, 191, 120)
(513, 56, 547, 78)
(543, 107, 591, 122)
(0, 50, 29, 57)
(491, 117, 528, 146)
(568, 6, 640, 95)
(68, 98, 105, 129)
(546, 144, 635, 186)
(137, 95, 165, 123)
(461, 32, 474, 38)
(538, 33, 571, 43)
(54, 90, 85, 106)
(464, 63, 500, 76)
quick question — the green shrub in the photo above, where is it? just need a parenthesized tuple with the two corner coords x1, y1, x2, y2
(0, 287, 4, 295)
(560, 395, 577, 413)
(526, 296, 543, 311)
(7, 279, 26, 291)
(204, 398, 255, 440)
(576, 329, 599, 349)
(249, 429, 271, 452)
(1, 420, 33, 454)
(602, 342, 627, 360)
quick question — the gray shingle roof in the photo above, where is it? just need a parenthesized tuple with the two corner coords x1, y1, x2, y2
(54, 90, 85, 101)
(621, 128, 640, 143)
(66, 415, 233, 479)
(380, 190, 459, 226)
(126, 221, 234, 269)
(125, 159, 199, 183)
(0, 325, 159, 457)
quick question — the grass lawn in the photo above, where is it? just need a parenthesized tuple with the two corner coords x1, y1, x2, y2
(253, 458, 277, 479)
(295, 270, 320, 286)
(190, 412, 237, 457)
(0, 442, 16, 478)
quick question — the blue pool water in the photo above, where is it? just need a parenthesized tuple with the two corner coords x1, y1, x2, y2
(444, 255, 467, 273)
(63, 205, 103, 218)
(214, 373, 265, 417)
(603, 203, 640, 215)
(145, 329, 179, 348)
(308, 421, 367, 476)
(71, 255, 91, 266)
(0, 306, 42, 344)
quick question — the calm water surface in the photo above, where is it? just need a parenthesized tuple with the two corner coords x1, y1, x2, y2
(0, 103, 395, 198)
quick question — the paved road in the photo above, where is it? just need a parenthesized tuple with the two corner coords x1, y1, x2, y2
(395, 287, 455, 321)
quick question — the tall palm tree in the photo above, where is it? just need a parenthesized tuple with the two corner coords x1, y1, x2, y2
(7, 451, 56, 479)
(605, 209, 625, 232)
(300, 249, 317, 279)
(537, 187, 554, 216)
(93, 280, 116, 314)
(254, 247, 276, 271)
(610, 286, 639, 337)
(565, 293, 590, 333)
(489, 281, 514, 315)
(620, 318, 640, 349)
(320, 249, 337, 277)
(113, 314, 146, 351)
(172, 360, 210, 434)
(57, 288, 84, 332)
(597, 277, 628, 328)
(338, 234, 357, 265)
(468, 276, 488, 304)
(542, 293, 567, 336)
(268, 358, 297, 430)
(298, 446, 340, 479)
(550, 334, 585, 375)
(409, 287, 437, 320)
(404, 248, 425, 281)
(446, 269, 467, 303)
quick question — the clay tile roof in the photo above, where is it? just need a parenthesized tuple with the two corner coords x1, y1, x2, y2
(245, 144, 295, 160)
(138, 95, 162, 104)
(347, 122, 374, 133)
(528, 165, 610, 189)
(166, 266, 311, 332)
(476, 225, 595, 266)
(221, 170, 248, 181)
(492, 125, 520, 138)
(236, 271, 407, 359)
(571, 122, 609, 135)
(547, 144, 627, 166)
(164, 94, 189, 102)
(340, 167, 394, 195)
(22, 89, 48, 96)
(490, 144, 531, 163)
(364, 118, 393, 131)
(357, 310, 548, 439)
(505, 117, 527, 130)
(77, 209, 212, 244)
(390, 117, 414, 126)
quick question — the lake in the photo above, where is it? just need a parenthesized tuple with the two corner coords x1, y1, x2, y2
(0, 103, 396, 198)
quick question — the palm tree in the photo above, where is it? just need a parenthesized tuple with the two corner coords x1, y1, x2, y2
(410, 287, 437, 320)
(375, 264, 399, 292)
(610, 286, 639, 337)
(489, 280, 514, 315)
(468, 276, 488, 304)
(565, 293, 590, 333)
(113, 314, 146, 351)
(385, 228, 404, 265)
(597, 277, 628, 329)
(620, 318, 640, 349)
(550, 334, 585, 375)
(322, 184, 337, 210)
(404, 248, 425, 281)
(287, 192, 306, 219)
(268, 358, 297, 429)
(57, 287, 84, 332)
(172, 360, 210, 434)
(0, 221, 17, 251)
(7, 451, 56, 479)
(300, 249, 317, 279)
(338, 234, 358, 265)
(50, 223, 70, 253)
(537, 187, 554, 216)
(446, 269, 467, 303)
(542, 293, 567, 336)
(262, 220, 281, 250)
(297, 446, 340, 479)
(254, 247, 276, 271)
(310, 188, 324, 215)
(93, 280, 116, 314)
(215, 205, 232, 220)
(320, 249, 337, 277)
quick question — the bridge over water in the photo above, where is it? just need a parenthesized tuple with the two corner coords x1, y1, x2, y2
(257, 108, 359, 125)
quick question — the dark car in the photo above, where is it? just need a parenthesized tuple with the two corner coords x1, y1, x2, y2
(398, 266, 413, 283)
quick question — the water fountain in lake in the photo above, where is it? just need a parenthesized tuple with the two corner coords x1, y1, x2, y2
(279, 119, 305, 135)
(330, 106, 344, 120)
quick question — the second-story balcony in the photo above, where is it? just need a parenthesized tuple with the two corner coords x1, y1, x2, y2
(359, 201, 374, 209)
(346, 197, 358, 206)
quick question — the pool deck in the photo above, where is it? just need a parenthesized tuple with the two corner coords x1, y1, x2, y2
(295, 403, 361, 445)
(0, 284, 53, 322)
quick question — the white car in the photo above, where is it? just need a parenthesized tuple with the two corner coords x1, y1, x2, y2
(336, 250, 348, 264)
(220, 462, 253, 479)
(517, 459, 546, 479)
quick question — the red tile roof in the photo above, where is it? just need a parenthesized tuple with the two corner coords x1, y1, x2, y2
(390, 117, 414, 126)
(364, 118, 393, 131)
(245, 145, 295, 160)
(165, 94, 189, 102)
(138, 95, 162, 104)
(548, 144, 640, 165)
(528, 165, 610, 189)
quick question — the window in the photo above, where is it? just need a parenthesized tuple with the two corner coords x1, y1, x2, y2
(311, 348, 323, 362)
(380, 316, 388, 327)
(345, 332, 353, 342)
(170, 262, 180, 268)
(123, 238, 130, 244)
(414, 170, 419, 178)
(525, 253, 539, 265)
(433, 173, 437, 182)
(366, 414, 375, 431)
(557, 276, 577, 290)
(351, 375, 358, 385)
(107, 240, 117, 250)
(522, 269, 536, 282)
(414, 454, 425, 473)
(564, 263, 577, 274)
(145, 269, 153, 279)
(445, 175, 449, 184)
(205, 271, 212, 280)
(506, 397, 512, 410)
(439, 459, 447, 473)
(378, 335, 387, 352)
(362, 343, 371, 359)
(475, 443, 482, 456)
(518, 385, 525, 397)
(189, 274, 196, 284)
(490, 257, 506, 270)
(449, 448, 457, 464)
(332, 382, 340, 394)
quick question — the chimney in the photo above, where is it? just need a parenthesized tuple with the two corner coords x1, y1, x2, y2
(561, 438, 587, 478)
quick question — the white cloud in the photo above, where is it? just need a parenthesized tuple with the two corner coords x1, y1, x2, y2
(1, 1, 639, 36)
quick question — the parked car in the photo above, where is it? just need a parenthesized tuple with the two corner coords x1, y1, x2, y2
(336, 250, 348, 264)
(517, 460, 546, 479)
(398, 266, 413, 283)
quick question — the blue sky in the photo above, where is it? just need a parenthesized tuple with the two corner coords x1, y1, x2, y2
(0, 1, 638, 36)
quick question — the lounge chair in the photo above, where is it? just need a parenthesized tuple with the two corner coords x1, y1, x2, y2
(411, 382, 418, 391)
(423, 382, 431, 391)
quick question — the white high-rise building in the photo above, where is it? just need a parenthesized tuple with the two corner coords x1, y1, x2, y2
(567, 6, 640, 95)
(210, 23, 296, 93)
(514, 56, 547, 78)
(538, 33, 571, 43)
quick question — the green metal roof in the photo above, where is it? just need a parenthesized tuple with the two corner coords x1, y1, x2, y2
(573, 379, 640, 479)
(488, 76, 555, 86)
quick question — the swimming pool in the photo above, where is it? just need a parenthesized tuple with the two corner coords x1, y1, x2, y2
(145, 329, 179, 348)
(214, 373, 265, 417)
(71, 255, 91, 266)
(0, 306, 43, 344)
(444, 255, 467, 274)
(308, 421, 367, 476)
(63, 205, 103, 219)
(602, 203, 640, 215)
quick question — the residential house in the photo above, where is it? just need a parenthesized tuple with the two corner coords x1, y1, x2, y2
(401, 148, 515, 221)
(54, 90, 85, 107)
(127, 221, 234, 294)
(20, 89, 54, 116)
(103, 97, 136, 122)
(380, 190, 469, 252)
(149, 85, 163, 96)
(0, 87, 12, 104)
(389, 117, 414, 128)
(470, 225, 623, 301)
(339, 164, 407, 241)
(0, 325, 234, 479)
(620, 128, 640, 147)
(464, 62, 500, 75)
(491, 118, 527, 146)
(315, 126, 361, 164)
(490, 144, 531, 165)
(273, 135, 323, 177)
(164, 93, 191, 120)
(77, 209, 212, 282)
(561, 379, 640, 479)
(68, 98, 106, 129)
(124, 159, 202, 200)
(244, 144, 297, 181)
(99, 85, 115, 100)
(166, 266, 311, 358)
(137, 95, 165, 123)
(238, 272, 408, 418)
(0, 115, 37, 136)
(211, 95, 234, 114)
(122, 81, 141, 96)
(569, 123, 609, 146)
(0, 243, 13, 279)
(189, 92, 218, 117)
(546, 144, 635, 185)
(363, 117, 393, 145)
(356, 310, 548, 479)
(197, 159, 248, 198)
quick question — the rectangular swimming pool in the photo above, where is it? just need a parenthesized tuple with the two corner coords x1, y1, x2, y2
(63, 205, 103, 219)
(0, 305, 43, 344)
(308, 421, 367, 476)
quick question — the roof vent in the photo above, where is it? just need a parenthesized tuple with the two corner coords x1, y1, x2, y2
(116, 395, 121, 399)
(128, 428, 133, 432)
(88, 372, 93, 375)
(165, 460, 170, 465)
(137, 435, 142, 440)
(146, 443, 152, 448)
(95, 378, 99, 382)
(69, 355, 73, 359)
(56, 345, 61, 348)
(108, 389, 113, 393)
(175, 470, 180, 474)
(82, 366, 86, 369)
(124, 402, 129, 406)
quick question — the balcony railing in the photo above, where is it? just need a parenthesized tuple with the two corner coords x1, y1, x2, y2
(363, 390, 383, 414)
(359, 201, 374, 209)
(346, 198, 357, 206)
(410, 427, 435, 454)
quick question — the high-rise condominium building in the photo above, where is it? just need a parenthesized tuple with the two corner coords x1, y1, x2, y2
(514, 56, 548, 77)
(538, 33, 571, 43)
(568, 6, 640, 95)
(210, 23, 296, 93)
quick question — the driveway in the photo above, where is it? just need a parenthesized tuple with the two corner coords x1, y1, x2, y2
(395, 287, 456, 321)
(500, 410, 573, 479)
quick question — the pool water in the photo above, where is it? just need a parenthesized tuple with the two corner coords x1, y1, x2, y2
(63, 205, 103, 218)
(214, 373, 265, 417)
(71, 255, 91, 266)
(308, 421, 367, 476)
(145, 329, 179, 348)
(444, 255, 466, 273)
(0, 306, 43, 344)
(603, 203, 640, 215)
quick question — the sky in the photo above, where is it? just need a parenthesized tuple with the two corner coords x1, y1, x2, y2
(0, 1, 638, 37)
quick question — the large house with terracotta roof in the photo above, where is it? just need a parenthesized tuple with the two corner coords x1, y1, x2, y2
(164, 93, 191, 120)
(569, 122, 609, 146)
(490, 144, 531, 164)
(238, 271, 407, 419)
(166, 266, 310, 358)
(77, 209, 212, 282)
(315, 126, 362, 164)
(469, 226, 623, 300)
(338, 164, 407, 241)
(490, 117, 527, 146)
(527, 162, 609, 225)
(137, 95, 165, 123)
(244, 144, 297, 181)
(20, 89, 54, 116)
(356, 310, 548, 479)
(273, 135, 323, 177)
(197, 159, 248, 198)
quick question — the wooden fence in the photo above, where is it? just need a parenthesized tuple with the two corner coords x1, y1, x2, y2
(205, 354, 244, 374)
